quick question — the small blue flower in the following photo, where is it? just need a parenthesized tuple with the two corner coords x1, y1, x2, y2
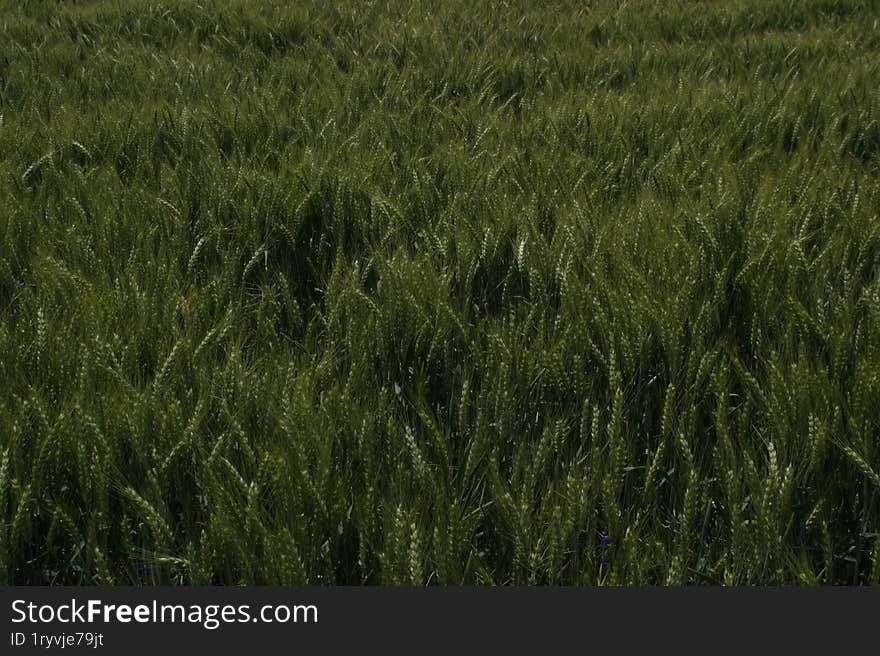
(599, 530, 610, 547)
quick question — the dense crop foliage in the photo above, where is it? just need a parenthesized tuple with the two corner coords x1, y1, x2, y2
(1, 0, 879, 585)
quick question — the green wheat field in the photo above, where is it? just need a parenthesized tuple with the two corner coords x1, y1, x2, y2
(1, 0, 879, 585)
